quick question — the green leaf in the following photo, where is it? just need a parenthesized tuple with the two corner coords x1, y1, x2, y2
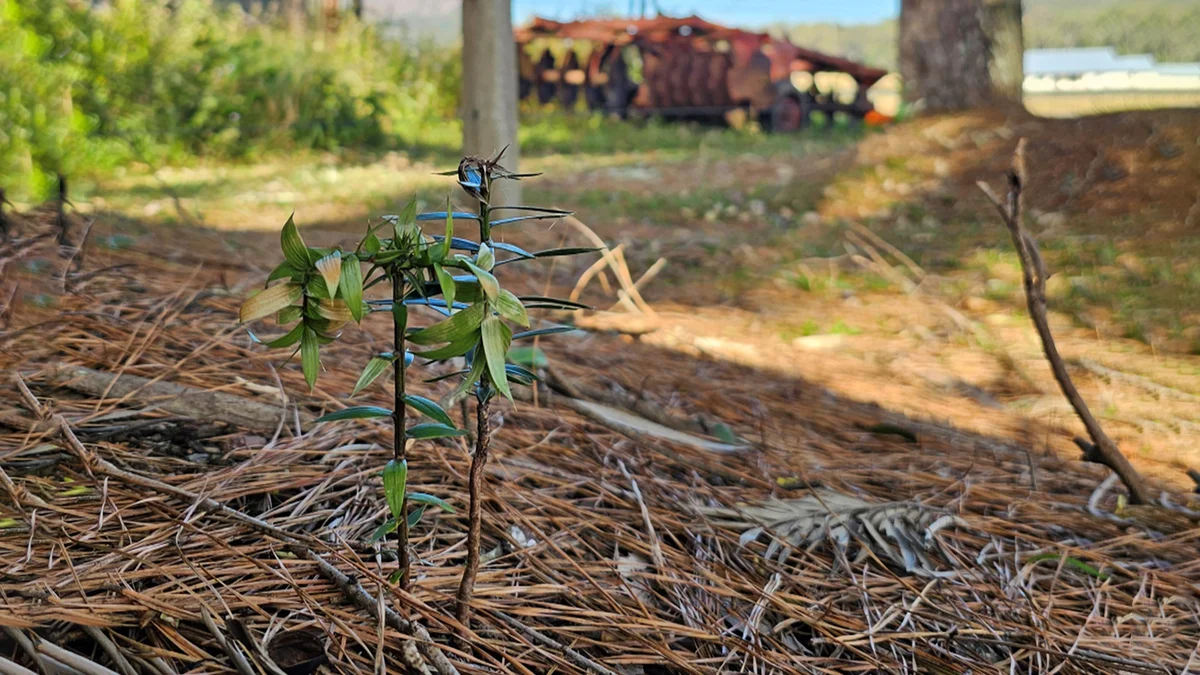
(338, 254, 364, 322)
(413, 333, 480, 360)
(305, 276, 332, 300)
(315, 405, 393, 422)
(262, 322, 305, 349)
(300, 327, 320, 391)
(434, 263, 456, 309)
(240, 282, 303, 324)
(404, 395, 455, 427)
(266, 261, 297, 284)
(398, 198, 418, 226)
(383, 459, 407, 521)
(518, 296, 592, 310)
(406, 423, 468, 440)
(407, 505, 426, 529)
(442, 202, 454, 260)
(463, 260, 499, 300)
(512, 325, 576, 340)
(493, 289, 529, 327)
(281, 214, 311, 269)
(407, 301, 486, 346)
(351, 356, 396, 397)
(362, 232, 382, 256)
(481, 315, 513, 400)
(507, 345, 547, 368)
(491, 242, 535, 259)
(369, 517, 398, 543)
(277, 305, 303, 325)
(393, 302, 408, 330)
(712, 422, 739, 445)
(475, 242, 496, 271)
(504, 363, 538, 386)
(451, 350, 489, 400)
(408, 492, 456, 513)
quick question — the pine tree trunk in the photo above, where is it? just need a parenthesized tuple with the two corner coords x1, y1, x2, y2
(899, 0, 1003, 111)
(461, 0, 521, 205)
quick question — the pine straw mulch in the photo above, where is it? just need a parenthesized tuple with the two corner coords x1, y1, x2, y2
(0, 211, 1199, 674)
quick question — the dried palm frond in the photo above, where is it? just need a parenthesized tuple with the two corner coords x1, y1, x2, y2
(699, 489, 970, 577)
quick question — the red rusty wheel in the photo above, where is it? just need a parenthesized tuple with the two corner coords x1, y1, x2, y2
(767, 95, 805, 133)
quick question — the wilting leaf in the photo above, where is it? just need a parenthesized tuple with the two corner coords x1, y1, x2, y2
(407, 301, 486, 346)
(404, 395, 455, 427)
(369, 517, 398, 542)
(406, 423, 468, 440)
(339, 254, 364, 322)
(434, 263, 456, 309)
(315, 299, 352, 323)
(281, 214, 311, 269)
(351, 355, 397, 396)
(315, 406, 393, 422)
(492, 289, 529, 327)
(383, 459, 407, 520)
(240, 282, 302, 324)
(463, 260, 499, 300)
(300, 327, 320, 390)
(314, 252, 342, 298)
(507, 345, 547, 368)
(408, 492, 455, 513)
(474, 242, 495, 271)
(481, 315, 513, 400)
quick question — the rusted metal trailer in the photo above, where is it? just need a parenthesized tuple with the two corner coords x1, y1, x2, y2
(514, 16, 889, 131)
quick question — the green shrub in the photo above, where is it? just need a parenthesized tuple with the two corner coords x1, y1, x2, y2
(0, 0, 460, 200)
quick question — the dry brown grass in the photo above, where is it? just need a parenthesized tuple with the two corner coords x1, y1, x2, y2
(0, 201, 1197, 673)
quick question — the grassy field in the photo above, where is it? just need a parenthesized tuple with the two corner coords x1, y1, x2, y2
(1025, 91, 1200, 118)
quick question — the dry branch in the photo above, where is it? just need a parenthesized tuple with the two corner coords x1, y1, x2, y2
(977, 139, 1152, 505)
(41, 364, 304, 433)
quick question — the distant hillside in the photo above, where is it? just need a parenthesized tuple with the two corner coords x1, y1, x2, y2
(775, 0, 1200, 73)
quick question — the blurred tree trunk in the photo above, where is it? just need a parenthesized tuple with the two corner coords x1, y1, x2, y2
(461, 0, 521, 205)
(984, 0, 1024, 102)
(899, 0, 1024, 111)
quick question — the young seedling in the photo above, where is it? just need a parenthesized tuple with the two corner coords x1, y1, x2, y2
(423, 148, 596, 636)
(239, 150, 596, 610)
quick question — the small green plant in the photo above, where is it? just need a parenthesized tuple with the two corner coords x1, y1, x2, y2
(239, 149, 593, 623)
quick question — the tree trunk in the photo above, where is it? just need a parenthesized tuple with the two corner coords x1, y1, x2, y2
(984, 0, 1024, 102)
(900, 0, 1021, 111)
(461, 0, 521, 205)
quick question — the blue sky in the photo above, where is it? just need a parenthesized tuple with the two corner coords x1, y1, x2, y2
(511, 0, 899, 27)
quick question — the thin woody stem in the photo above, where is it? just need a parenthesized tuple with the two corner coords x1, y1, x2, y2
(455, 390, 490, 639)
(392, 271, 411, 589)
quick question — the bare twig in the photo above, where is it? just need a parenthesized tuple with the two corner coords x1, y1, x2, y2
(977, 139, 1151, 504)
(455, 391, 492, 639)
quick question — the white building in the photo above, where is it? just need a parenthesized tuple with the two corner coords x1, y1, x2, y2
(1024, 47, 1200, 94)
